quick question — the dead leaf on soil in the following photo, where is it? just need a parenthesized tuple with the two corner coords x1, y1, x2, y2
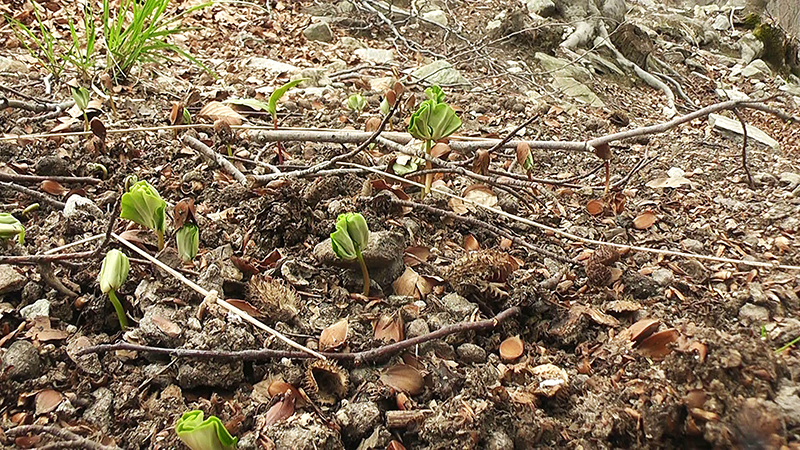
(473, 149, 490, 175)
(449, 197, 468, 215)
(380, 363, 424, 395)
(633, 210, 657, 230)
(499, 335, 524, 361)
(319, 319, 348, 351)
(586, 199, 604, 216)
(463, 234, 480, 251)
(374, 312, 404, 343)
(264, 392, 295, 426)
(40, 180, 67, 195)
(225, 299, 264, 319)
(198, 101, 244, 126)
(624, 318, 661, 344)
(645, 167, 693, 189)
(392, 267, 433, 299)
(462, 184, 497, 208)
(387, 440, 407, 450)
(403, 246, 430, 267)
(430, 142, 451, 159)
(636, 328, 679, 358)
(35, 389, 63, 415)
(150, 315, 182, 338)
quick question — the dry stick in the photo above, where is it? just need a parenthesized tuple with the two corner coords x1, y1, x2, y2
(110, 232, 325, 360)
(181, 134, 247, 186)
(0, 181, 66, 210)
(0, 173, 101, 185)
(78, 306, 520, 364)
(251, 91, 403, 186)
(343, 162, 800, 271)
(0, 98, 74, 113)
(5, 425, 119, 450)
(732, 107, 755, 189)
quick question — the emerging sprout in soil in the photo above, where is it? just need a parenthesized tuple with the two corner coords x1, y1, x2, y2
(266, 78, 306, 163)
(69, 83, 91, 130)
(176, 223, 199, 263)
(331, 212, 371, 296)
(0, 213, 25, 245)
(120, 179, 167, 250)
(175, 410, 238, 450)
(98, 249, 129, 330)
(347, 93, 366, 113)
(407, 85, 462, 196)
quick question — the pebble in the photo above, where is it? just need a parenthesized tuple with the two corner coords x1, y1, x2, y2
(681, 238, 704, 254)
(303, 22, 334, 43)
(2, 340, 41, 380)
(441, 293, 477, 318)
(457, 343, 487, 364)
(406, 318, 430, 339)
(83, 388, 114, 431)
(20, 299, 50, 320)
(775, 384, 800, 427)
(0, 265, 26, 295)
(335, 401, 381, 442)
(738, 302, 769, 325)
(651, 268, 675, 286)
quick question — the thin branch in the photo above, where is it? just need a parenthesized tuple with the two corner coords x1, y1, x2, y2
(733, 107, 755, 189)
(182, 135, 248, 186)
(0, 173, 101, 185)
(78, 306, 520, 365)
(0, 181, 66, 210)
(6, 425, 119, 450)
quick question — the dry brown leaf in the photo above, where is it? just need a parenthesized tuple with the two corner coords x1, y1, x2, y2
(462, 184, 497, 208)
(586, 199, 604, 216)
(633, 210, 657, 230)
(90, 117, 106, 141)
(463, 234, 480, 251)
(225, 299, 264, 319)
(150, 315, 181, 338)
(374, 313, 404, 343)
(499, 237, 513, 250)
(387, 440, 407, 450)
(35, 389, 62, 415)
(319, 319, 348, 351)
(637, 328, 679, 358)
(365, 117, 381, 132)
(430, 142, 451, 159)
(198, 101, 244, 125)
(170, 102, 185, 126)
(380, 364, 424, 395)
(499, 335, 524, 361)
(392, 267, 432, 299)
(264, 393, 295, 426)
(472, 149, 490, 175)
(40, 180, 67, 195)
(403, 246, 430, 267)
(593, 142, 612, 160)
(448, 197, 468, 215)
(626, 318, 661, 344)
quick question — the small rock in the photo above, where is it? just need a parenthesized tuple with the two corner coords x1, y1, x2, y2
(63, 195, 103, 219)
(0, 56, 29, 73)
(2, 340, 41, 380)
(422, 9, 448, 26)
(526, 0, 556, 17)
(741, 59, 771, 80)
(753, 172, 778, 186)
(779, 172, 800, 189)
(651, 268, 675, 286)
(20, 299, 50, 320)
(335, 401, 381, 443)
(292, 68, 331, 87)
(354, 48, 395, 64)
(681, 239, 705, 254)
(35, 155, 70, 176)
(486, 430, 515, 450)
(774, 385, 800, 427)
(678, 259, 707, 282)
(411, 60, 468, 86)
(623, 272, 660, 299)
(0, 265, 26, 295)
(748, 283, 768, 304)
(739, 303, 769, 325)
(457, 343, 487, 364)
(338, 37, 365, 52)
(551, 76, 604, 107)
(406, 319, 430, 339)
(738, 32, 763, 64)
(83, 388, 114, 431)
(441, 293, 477, 318)
(303, 22, 334, 43)
(712, 15, 730, 31)
(267, 413, 343, 450)
(356, 426, 392, 450)
(246, 57, 299, 74)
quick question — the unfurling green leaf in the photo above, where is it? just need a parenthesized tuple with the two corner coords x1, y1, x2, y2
(331, 225, 356, 260)
(98, 249, 129, 294)
(70, 85, 90, 111)
(424, 85, 445, 103)
(0, 213, 25, 245)
(407, 86, 461, 143)
(347, 93, 367, 112)
(120, 180, 166, 234)
(267, 79, 306, 120)
(331, 212, 370, 260)
(175, 410, 238, 450)
(176, 224, 199, 263)
(380, 96, 391, 116)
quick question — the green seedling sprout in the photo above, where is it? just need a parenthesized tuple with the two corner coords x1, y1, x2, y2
(347, 93, 367, 113)
(70, 84, 91, 130)
(98, 249, 130, 329)
(331, 212, 371, 296)
(175, 410, 238, 450)
(407, 85, 462, 196)
(266, 79, 305, 163)
(0, 213, 25, 245)
(120, 179, 167, 250)
(176, 223, 199, 263)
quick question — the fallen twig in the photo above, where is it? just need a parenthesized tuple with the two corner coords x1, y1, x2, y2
(182, 134, 248, 186)
(0, 181, 66, 210)
(6, 425, 119, 450)
(0, 173, 101, 185)
(732, 107, 755, 189)
(78, 306, 521, 365)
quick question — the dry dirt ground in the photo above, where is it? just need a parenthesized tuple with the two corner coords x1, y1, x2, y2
(1, 0, 800, 449)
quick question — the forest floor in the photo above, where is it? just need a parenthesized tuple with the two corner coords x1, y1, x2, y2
(1, 0, 800, 449)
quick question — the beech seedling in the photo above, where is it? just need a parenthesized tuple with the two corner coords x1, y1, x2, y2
(120, 179, 167, 250)
(347, 93, 366, 113)
(98, 249, 129, 329)
(176, 224, 199, 263)
(175, 410, 238, 450)
(0, 213, 25, 245)
(407, 85, 461, 196)
(331, 212, 371, 296)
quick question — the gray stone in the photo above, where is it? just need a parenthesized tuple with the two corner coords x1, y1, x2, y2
(748, 283, 768, 304)
(246, 57, 299, 74)
(457, 343, 487, 364)
(739, 303, 769, 325)
(551, 76, 604, 107)
(774, 384, 800, 427)
(712, 15, 730, 31)
(63, 194, 103, 219)
(292, 67, 331, 87)
(422, 9, 448, 26)
(738, 32, 763, 64)
(267, 413, 344, 450)
(410, 60, 469, 86)
(354, 48, 395, 64)
(314, 231, 405, 269)
(651, 268, 675, 287)
(356, 426, 391, 450)
(0, 265, 26, 295)
(681, 239, 704, 254)
(441, 293, 477, 318)
(338, 37, 365, 52)
(741, 59, 771, 80)
(20, 299, 50, 320)
(526, 0, 555, 17)
(335, 401, 381, 442)
(753, 172, 778, 186)
(83, 388, 114, 431)
(303, 22, 334, 43)
(0, 56, 28, 73)
(779, 172, 800, 189)
(486, 430, 515, 450)
(769, 318, 800, 346)
(406, 318, 430, 339)
(535, 52, 591, 81)
(2, 340, 40, 380)
(678, 259, 707, 282)
(708, 113, 779, 150)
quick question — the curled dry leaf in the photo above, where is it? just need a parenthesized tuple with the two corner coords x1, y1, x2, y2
(387, 440, 407, 450)
(40, 180, 67, 196)
(173, 197, 197, 230)
(430, 142, 451, 159)
(684, 390, 707, 409)
(462, 184, 498, 208)
(365, 117, 382, 132)
(225, 299, 264, 319)
(392, 266, 433, 299)
(35, 389, 63, 415)
(463, 234, 480, 251)
(385, 89, 397, 107)
(500, 237, 513, 250)
(499, 335, 524, 361)
(150, 315, 182, 338)
(170, 102, 185, 126)
(586, 199, 604, 216)
(264, 392, 296, 426)
(516, 141, 532, 168)
(636, 328, 679, 358)
(374, 313, 404, 343)
(472, 149, 490, 175)
(319, 319, 348, 351)
(626, 318, 661, 344)
(90, 117, 106, 141)
(380, 363, 424, 395)
(593, 142, 612, 160)
(198, 101, 244, 126)
(633, 210, 657, 230)
(403, 246, 430, 267)
(393, 81, 405, 96)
